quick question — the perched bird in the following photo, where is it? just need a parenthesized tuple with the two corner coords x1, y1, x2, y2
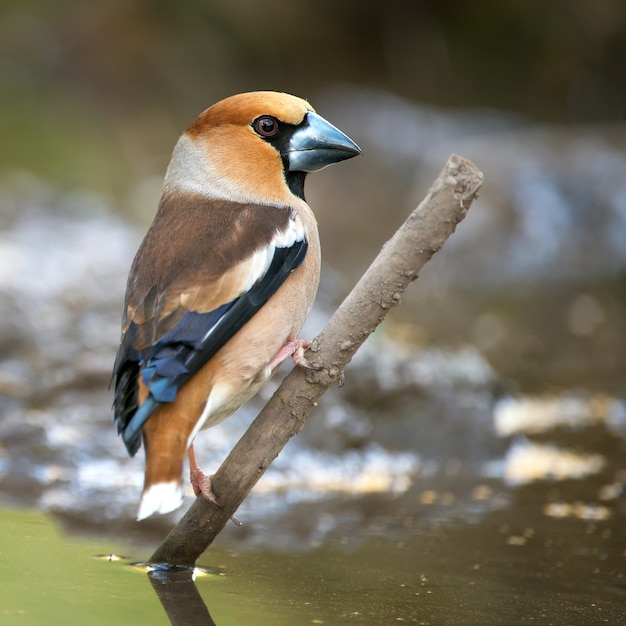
(112, 91, 360, 520)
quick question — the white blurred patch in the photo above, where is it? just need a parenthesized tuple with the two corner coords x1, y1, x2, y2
(543, 501, 611, 521)
(358, 342, 496, 392)
(503, 439, 604, 486)
(494, 393, 626, 437)
(256, 444, 420, 498)
(77, 459, 143, 491)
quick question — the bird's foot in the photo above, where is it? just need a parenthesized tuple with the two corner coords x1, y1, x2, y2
(188, 446, 241, 526)
(269, 338, 322, 371)
(189, 465, 218, 502)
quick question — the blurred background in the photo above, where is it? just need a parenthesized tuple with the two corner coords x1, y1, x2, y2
(2, 0, 626, 384)
(1, 1, 626, 622)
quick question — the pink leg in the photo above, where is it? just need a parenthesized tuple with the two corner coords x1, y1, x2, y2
(188, 444, 218, 503)
(268, 338, 322, 371)
(188, 445, 241, 526)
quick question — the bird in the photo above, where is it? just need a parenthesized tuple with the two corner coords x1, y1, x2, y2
(112, 91, 360, 520)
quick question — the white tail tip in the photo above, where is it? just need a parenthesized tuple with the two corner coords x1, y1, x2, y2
(137, 481, 184, 521)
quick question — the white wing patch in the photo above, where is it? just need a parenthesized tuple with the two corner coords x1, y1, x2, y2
(200, 212, 305, 346)
(242, 212, 306, 293)
(274, 211, 306, 248)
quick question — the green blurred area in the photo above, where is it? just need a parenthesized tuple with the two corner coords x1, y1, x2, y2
(1, 0, 625, 200)
(0, 507, 162, 625)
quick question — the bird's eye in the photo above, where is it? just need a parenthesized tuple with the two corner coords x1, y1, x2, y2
(254, 116, 279, 137)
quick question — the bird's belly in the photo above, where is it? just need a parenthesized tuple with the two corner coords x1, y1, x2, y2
(199, 363, 273, 431)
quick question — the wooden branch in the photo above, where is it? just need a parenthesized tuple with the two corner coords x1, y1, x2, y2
(147, 154, 484, 567)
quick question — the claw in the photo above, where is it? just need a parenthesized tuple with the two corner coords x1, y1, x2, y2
(187, 445, 242, 526)
(269, 338, 321, 371)
(292, 339, 323, 371)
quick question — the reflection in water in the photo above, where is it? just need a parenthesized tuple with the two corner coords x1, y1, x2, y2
(147, 565, 216, 626)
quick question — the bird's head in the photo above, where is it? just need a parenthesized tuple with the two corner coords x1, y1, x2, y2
(163, 91, 361, 206)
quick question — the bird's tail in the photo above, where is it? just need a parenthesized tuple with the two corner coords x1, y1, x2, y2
(136, 407, 189, 521)
(137, 479, 184, 521)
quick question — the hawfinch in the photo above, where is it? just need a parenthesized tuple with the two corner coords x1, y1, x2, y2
(112, 91, 360, 520)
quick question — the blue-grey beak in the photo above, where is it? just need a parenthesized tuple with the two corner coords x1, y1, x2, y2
(288, 111, 361, 172)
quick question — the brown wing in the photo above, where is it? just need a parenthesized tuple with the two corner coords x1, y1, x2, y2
(112, 191, 307, 455)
